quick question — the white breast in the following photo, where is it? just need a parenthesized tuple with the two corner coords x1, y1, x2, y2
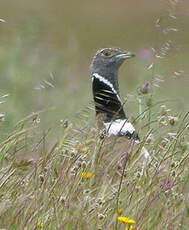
(103, 119, 135, 136)
(104, 119, 151, 161)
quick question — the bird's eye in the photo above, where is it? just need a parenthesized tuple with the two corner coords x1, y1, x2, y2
(102, 50, 111, 57)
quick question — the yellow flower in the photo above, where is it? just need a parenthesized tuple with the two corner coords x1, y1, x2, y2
(118, 209, 123, 215)
(81, 147, 89, 154)
(85, 138, 95, 145)
(117, 216, 136, 224)
(81, 172, 93, 179)
(125, 226, 134, 230)
(37, 221, 43, 228)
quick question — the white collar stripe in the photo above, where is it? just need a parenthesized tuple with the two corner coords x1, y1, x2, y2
(104, 119, 135, 136)
(93, 73, 121, 102)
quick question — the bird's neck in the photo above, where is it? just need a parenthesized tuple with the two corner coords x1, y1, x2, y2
(91, 71, 126, 122)
(91, 68, 119, 93)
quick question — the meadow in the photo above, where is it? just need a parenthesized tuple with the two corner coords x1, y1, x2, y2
(0, 0, 189, 229)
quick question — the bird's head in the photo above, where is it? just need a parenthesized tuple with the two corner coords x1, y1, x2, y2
(90, 47, 135, 76)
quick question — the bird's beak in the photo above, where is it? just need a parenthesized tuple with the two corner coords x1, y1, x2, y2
(116, 52, 135, 60)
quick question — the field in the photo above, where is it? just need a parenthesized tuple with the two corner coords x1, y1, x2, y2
(0, 0, 189, 229)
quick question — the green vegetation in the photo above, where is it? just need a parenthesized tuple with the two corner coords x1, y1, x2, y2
(0, 0, 189, 229)
(0, 93, 188, 229)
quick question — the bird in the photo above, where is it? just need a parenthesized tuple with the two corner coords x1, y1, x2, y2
(90, 47, 150, 163)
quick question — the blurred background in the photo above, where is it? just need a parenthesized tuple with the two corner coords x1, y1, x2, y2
(0, 0, 188, 135)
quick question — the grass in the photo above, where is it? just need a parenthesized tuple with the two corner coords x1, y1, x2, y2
(0, 87, 188, 229)
(0, 1, 189, 229)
